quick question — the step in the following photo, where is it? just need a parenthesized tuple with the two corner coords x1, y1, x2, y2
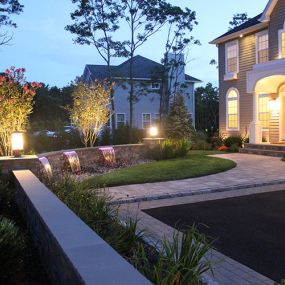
(244, 143, 285, 152)
(240, 147, 285, 157)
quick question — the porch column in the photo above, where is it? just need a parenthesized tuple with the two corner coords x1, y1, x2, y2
(269, 94, 280, 144)
(249, 92, 262, 143)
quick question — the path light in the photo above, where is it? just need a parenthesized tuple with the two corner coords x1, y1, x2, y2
(11, 131, 24, 157)
(149, 126, 158, 137)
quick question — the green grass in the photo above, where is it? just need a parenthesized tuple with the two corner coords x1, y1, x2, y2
(82, 150, 236, 188)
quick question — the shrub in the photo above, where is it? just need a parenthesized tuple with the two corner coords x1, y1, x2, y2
(229, 143, 240, 153)
(191, 131, 213, 151)
(218, 145, 228, 152)
(114, 125, 144, 145)
(0, 217, 26, 282)
(149, 139, 191, 160)
(223, 135, 243, 148)
(133, 225, 213, 285)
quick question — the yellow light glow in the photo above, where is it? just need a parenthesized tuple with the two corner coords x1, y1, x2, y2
(149, 127, 158, 137)
(269, 99, 280, 112)
(240, 34, 243, 38)
(11, 132, 24, 151)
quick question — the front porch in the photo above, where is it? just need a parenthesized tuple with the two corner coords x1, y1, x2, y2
(247, 58, 285, 144)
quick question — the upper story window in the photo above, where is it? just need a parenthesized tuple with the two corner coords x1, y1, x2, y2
(142, 113, 151, 129)
(151, 83, 160, 90)
(225, 40, 238, 74)
(256, 31, 269, 64)
(279, 22, 285, 59)
(116, 113, 126, 128)
(226, 88, 239, 130)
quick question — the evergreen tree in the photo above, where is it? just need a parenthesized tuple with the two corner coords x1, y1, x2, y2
(166, 93, 194, 139)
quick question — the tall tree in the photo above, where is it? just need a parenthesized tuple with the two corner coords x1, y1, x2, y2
(66, 0, 124, 135)
(229, 13, 250, 30)
(195, 83, 219, 133)
(0, 0, 23, 45)
(120, 0, 178, 129)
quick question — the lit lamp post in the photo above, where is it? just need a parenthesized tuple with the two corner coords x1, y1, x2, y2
(11, 131, 24, 158)
(149, 126, 158, 137)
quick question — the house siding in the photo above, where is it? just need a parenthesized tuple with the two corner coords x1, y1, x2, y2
(269, 0, 285, 60)
(219, 32, 263, 137)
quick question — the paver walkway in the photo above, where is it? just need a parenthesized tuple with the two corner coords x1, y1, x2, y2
(108, 153, 285, 203)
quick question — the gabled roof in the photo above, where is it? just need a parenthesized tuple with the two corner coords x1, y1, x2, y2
(85, 55, 201, 83)
(210, 0, 277, 45)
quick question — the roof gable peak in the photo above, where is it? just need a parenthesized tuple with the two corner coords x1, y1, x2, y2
(259, 0, 279, 22)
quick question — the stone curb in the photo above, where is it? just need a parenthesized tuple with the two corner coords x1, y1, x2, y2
(110, 179, 285, 205)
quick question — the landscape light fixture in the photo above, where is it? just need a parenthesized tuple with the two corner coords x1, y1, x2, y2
(149, 126, 158, 137)
(11, 131, 24, 158)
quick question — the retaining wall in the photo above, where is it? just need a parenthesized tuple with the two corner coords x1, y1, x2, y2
(13, 170, 152, 285)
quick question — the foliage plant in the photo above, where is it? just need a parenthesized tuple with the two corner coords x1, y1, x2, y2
(0, 217, 26, 282)
(0, 67, 41, 156)
(133, 226, 213, 285)
(166, 93, 194, 140)
(223, 135, 243, 148)
(70, 80, 112, 147)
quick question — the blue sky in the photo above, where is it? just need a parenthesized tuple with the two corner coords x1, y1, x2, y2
(0, 0, 268, 87)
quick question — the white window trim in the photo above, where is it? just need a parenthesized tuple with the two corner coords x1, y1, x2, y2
(151, 83, 161, 90)
(116, 113, 126, 129)
(255, 30, 269, 64)
(226, 88, 240, 131)
(224, 40, 239, 81)
(142, 113, 151, 129)
(278, 21, 285, 59)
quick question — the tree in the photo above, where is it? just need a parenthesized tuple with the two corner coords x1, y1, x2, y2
(165, 93, 194, 139)
(0, 67, 41, 156)
(66, 0, 124, 135)
(120, 0, 180, 129)
(229, 13, 250, 30)
(195, 83, 219, 133)
(0, 0, 23, 45)
(70, 81, 111, 147)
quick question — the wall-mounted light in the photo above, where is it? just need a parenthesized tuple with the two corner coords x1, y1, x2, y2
(149, 126, 158, 137)
(240, 34, 243, 38)
(11, 131, 24, 157)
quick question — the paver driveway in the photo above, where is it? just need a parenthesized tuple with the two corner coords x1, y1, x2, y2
(108, 153, 285, 202)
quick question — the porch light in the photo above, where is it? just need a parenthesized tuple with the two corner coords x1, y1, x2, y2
(269, 99, 279, 112)
(11, 131, 24, 157)
(149, 126, 158, 137)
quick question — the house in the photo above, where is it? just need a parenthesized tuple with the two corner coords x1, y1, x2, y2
(211, 0, 285, 144)
(82, 55, 201, 131)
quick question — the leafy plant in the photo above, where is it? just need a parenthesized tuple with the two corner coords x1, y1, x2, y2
(133, 225, 213, 285)
(223, 135, 243, 148)
(0, 217, 26, 282)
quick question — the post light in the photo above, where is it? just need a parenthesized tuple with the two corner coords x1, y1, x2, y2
(149, 126, 158, 137)
(11, 131, 24, 157)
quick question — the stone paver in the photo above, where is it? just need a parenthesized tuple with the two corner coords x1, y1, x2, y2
(108, 153, 285, 203)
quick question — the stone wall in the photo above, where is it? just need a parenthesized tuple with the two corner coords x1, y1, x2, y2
(0, 144, 148, 176)
(13, 170, 152, 285)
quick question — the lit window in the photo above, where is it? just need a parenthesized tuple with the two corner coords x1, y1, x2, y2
(282, 32, 285, 58)
(258, 94, 270, 129)
(226, 41, 238, 73)
(116, 113, 125, 128)
(227, 89, 239, 130)
(151, 83, 160, 90)
(142, 113, 151, 129)
(257, 32, 269, 64)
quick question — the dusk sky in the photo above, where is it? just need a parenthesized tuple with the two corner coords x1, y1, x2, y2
(0, 0, 268, 88)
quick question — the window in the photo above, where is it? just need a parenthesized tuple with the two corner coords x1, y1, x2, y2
(142, 113, 151, 129)
(279, 23, 285, 58)
(258, 94, 270, 129)
(256, 31, 269, 64)
(151, 83, 160, 90)
(116, 113, 126, 128)
(226, 88, 239, 130)
(153, 113, 160, 125)
(225, 41, 238, 74)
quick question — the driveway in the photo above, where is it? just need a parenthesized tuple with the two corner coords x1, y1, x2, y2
(108, 153, 285, 203)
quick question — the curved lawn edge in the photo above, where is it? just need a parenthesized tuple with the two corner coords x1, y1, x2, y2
(82, 151, 237, 188)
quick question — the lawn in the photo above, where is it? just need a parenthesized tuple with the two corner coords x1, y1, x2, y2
(82, 150, 236, 188)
